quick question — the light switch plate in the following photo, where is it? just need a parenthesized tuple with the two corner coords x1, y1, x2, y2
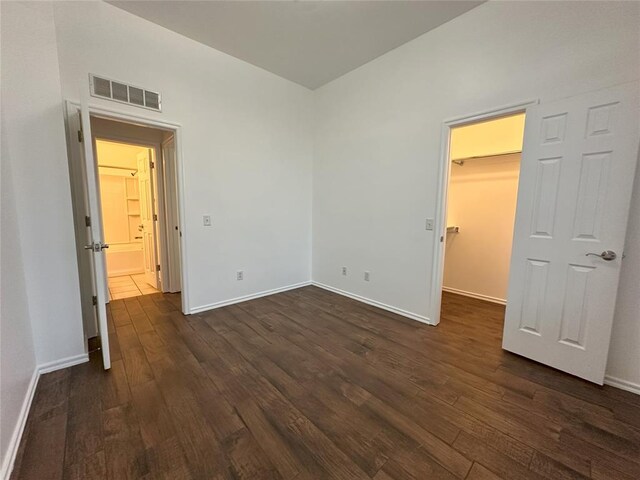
(203, 215, 212, 226)
(425, 218, 434, 231)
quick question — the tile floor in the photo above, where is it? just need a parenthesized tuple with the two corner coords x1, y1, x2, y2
(107, 273, 159, 300)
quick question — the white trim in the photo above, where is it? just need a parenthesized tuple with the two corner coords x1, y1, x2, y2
(429, 99, 539, 325)
(312, 282, 433, 325)
(38, 353, 89, 375)
(442, 286, 506, 305)
(189, 281, 312, 314)
(1, 352, 89, 479)
(1, 370, 38, 480)
(604, 375, 640, 396)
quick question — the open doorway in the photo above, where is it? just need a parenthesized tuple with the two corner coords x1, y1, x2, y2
(89, 116, 182, 300)
(66, 105, 184, 352)
(439, 112, 526, 324)
(430, 85, 638, 384)
(95, 139, 161, 299)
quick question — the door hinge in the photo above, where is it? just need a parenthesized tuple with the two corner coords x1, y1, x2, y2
(85, 215, 91, 227)
(153, 214, 158, 221)
(77, 129, 84, 143)
(92, 295, 97, 306)
(150, 160, 155, 169)
(156, 264, 161, 272)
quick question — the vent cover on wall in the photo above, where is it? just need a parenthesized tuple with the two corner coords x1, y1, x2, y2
(89, 74, 162, 112)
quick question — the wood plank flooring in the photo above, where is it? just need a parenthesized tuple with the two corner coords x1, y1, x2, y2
(11, 287, 640, 479)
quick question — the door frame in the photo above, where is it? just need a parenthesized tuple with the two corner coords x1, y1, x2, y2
(429, 99, 538, 325)
(65, 100, 190, 317)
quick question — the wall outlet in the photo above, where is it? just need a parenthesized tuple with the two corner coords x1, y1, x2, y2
(236, 270, 243, 281)
(425, 218, 434, 231)
(203, 215, 212, 226)
(364, 271, 370, 282)
(341, 266, 347, 276)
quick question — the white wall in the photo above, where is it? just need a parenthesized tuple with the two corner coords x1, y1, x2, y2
(607, 148, 640, 389)
(0, 2, 85, 366)
(312, 1, 640, 383)
(0, 125, 37, 480)
(443, 154, 520, 303)
(0, 1, 82, 475)
(53, 1, 314, 312)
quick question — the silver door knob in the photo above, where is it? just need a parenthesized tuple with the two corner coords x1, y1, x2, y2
(586, 250, 616, 261)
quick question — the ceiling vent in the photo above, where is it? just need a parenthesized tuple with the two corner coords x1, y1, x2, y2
(89, 74, 162, 112)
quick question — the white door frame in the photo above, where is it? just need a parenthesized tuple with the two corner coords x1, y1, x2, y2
(429, 99, 538, 325)
(66, 100, 190, 315)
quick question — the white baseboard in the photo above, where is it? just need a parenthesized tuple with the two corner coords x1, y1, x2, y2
(1, 369, 38, 480)
(312, 282, 433, 325)
(604, 375, 640, 396)
(1, 352, 89, 480)
(189, 281, 312, 315)
(38, 353, 89, 374)
(442, 286, 506, 305)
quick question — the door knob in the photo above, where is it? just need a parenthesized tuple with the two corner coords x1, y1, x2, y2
(84, 242, 109, 252)
(586, 250, 616, 261)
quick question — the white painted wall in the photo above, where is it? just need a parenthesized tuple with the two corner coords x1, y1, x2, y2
(443, 154, 520, 303)
(312, 1, 640, 383)
(0, 2, 85, 366)
(52, 1, 314, 312)
(1, 1, 83, 475)
(607, 148, 640, 390)
(0, 124, 37, 480)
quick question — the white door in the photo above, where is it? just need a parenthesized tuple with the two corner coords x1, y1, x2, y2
(503, 83, 639, 384)
(137, 149, 159, 289)
(79, 101, 111, 370)
(162, 136, 182, 293)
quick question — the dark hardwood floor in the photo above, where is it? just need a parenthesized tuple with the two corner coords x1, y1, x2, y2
(11, 287, 640, 479)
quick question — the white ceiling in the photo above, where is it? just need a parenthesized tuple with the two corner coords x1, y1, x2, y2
(107, 1, 484, 90)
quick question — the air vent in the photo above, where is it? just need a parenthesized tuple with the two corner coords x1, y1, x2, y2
(89, 74, 162, 112)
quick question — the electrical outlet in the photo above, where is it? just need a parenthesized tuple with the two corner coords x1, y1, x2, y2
(425, 218, 434, 231)
(341, 266, 347, 276)
(364, 271, 370, 282)
(236, 270, 243, 281)
(203, 215, 212, 226)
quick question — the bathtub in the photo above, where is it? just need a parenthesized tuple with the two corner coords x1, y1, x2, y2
(105, 242, 144, 277)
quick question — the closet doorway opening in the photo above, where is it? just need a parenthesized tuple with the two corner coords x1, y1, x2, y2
(438, 112, 526, 327)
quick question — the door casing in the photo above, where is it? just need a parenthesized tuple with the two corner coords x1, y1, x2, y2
(430, 99, 538, 325)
